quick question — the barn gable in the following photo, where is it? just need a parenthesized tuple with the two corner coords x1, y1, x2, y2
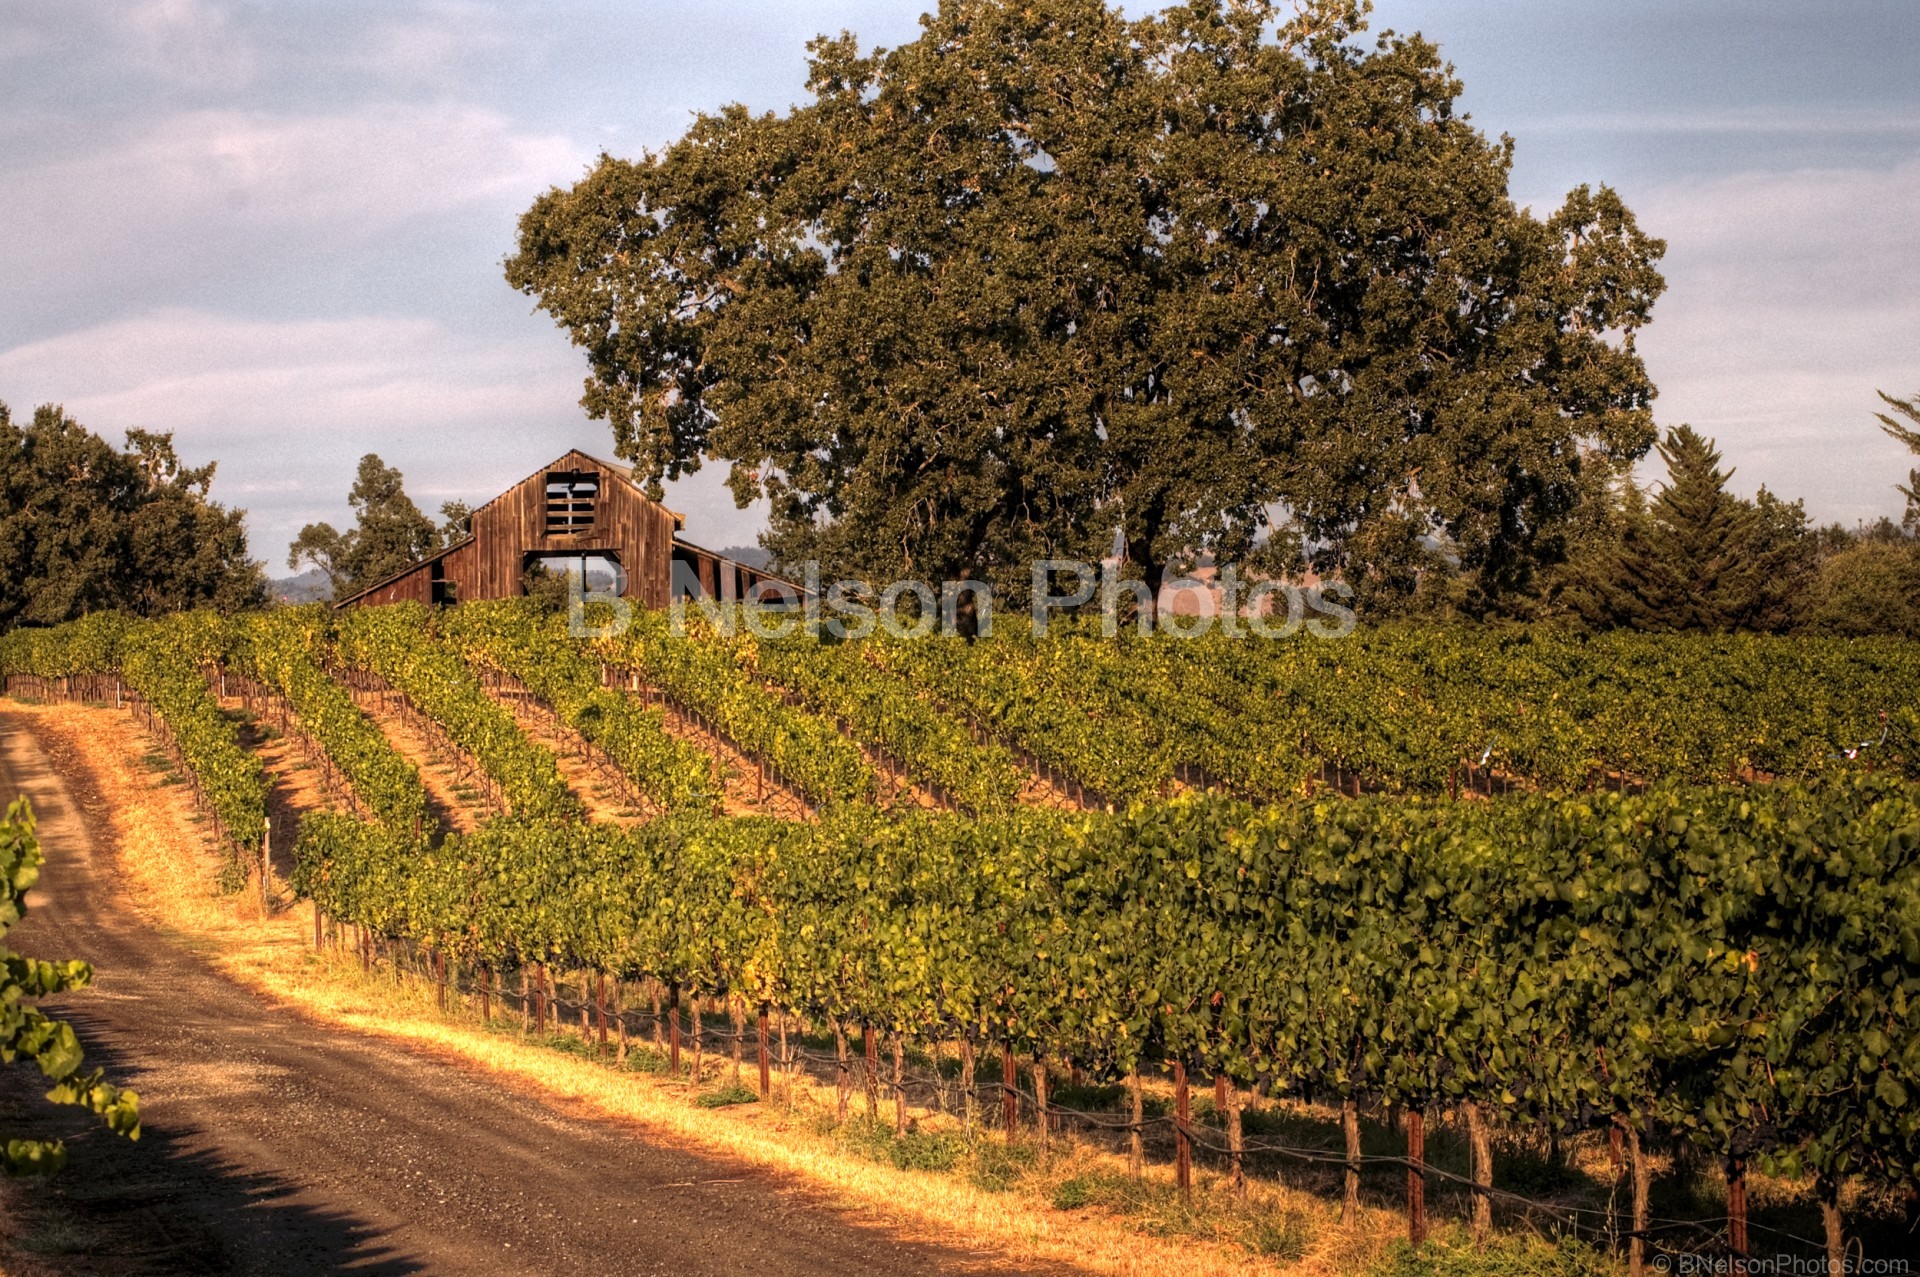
(335, 450, 794, 609)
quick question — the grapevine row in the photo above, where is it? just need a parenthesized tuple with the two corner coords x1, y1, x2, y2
(229, 608, 434, 836)
(593, 608, 873, 808)
(294, 775, 1920, 1219)
(435, 601, 717, 813)
(705, 618, 1027, 813)
(334, 605, 583, 823)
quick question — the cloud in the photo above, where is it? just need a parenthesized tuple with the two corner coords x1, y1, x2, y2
(0, 103, 586, 322)
(1629, 158, 1920, 524)
(0, 307, 768, 564)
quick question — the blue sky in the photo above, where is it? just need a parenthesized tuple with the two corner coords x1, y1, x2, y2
(1, 0, 1916, 566)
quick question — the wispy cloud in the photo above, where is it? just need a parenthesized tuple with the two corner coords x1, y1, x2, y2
(1631, 158, 1920, 523)
(0, 308, 766, 562)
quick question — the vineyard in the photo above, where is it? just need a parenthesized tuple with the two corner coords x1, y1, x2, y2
(4, 600, 1919, 1272)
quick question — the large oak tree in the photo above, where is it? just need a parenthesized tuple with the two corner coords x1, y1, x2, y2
(507, 0, 1665, 613)
(0, 403, 265, 629)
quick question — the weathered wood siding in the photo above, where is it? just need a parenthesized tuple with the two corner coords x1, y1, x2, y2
(338, 449, 799, 610)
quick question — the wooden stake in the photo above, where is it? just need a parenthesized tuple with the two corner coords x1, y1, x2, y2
(1342, 1099, 1362, 1224)
(1033, 1060, 1049, 1163)
(1173, 1061, 1192, 1198)
(894, 1037, 907, 1136)
(835, 1022, 851, 1123)
(862, 1025, 879, 1119)
(756, 1003, 771, 1099)
(1818, 1174, 1845, 1277)
(1127, 1068, 1144, 1178)
(668, 981, 682, 1076)
(1727, 1154, 1749, 1271)
(1407, 1107, 1428, 1246)
(1002, 1044, 1018, 1138)
(1465, 1100, 1492, 1242)
(1226, 1079, 1245, 1194)
(1629, 1123, 1650, 1277)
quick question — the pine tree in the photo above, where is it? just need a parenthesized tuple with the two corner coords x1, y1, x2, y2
(1576, 426, 1809, 632)
(1875, 389, 1920, 533)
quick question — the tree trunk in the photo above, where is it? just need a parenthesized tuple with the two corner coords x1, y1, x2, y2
(1342, 1099, 1362, 1225)
(1464, 1101, 1492, 1242)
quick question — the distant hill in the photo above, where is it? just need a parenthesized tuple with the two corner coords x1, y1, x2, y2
(269, 568, 333, 605)
(716, 545, 773, 570)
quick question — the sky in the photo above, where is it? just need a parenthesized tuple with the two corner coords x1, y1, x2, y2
(1, 0, 1916, 571)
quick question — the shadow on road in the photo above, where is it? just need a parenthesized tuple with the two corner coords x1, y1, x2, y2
(0, 1005, 420, 1277)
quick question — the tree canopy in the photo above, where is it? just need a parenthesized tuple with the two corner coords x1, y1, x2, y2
(289, 455, 463, 599)
(0, 402, 265, 630)
(508, 0, 1666, 613)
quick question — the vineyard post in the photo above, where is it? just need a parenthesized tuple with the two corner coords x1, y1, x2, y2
(313, 901, 323, 950)
(597, 973, 609, 1059)
(960, 1038, 976, 1133)
(893, 1037, 907, 1136)
(259, 819, 270, 914)
(1817, 1174, 1845, 1277)
(756, 1003, 771, 1100)
(1173, 1061, 1192, 1199)
(835, 1022, 851, 1123)
(1465, 1100, 1492, 1242)
(435, 949, 446, 1012)
(1002, 1044, 1018, 1138)
(613, 979, 628, 1064)
(520, 967, 532, 1036)
(1727, 1155, 1748, 1272)
(1033, 1060, 1049, 1164)
(480, 966, 491, 1024)
(1408, 1107, 1428, 1246)
(729, 999, 744, 1088)
(862, 1025, 880, 1119)
(1628, 1124, 1650, 1277)
(1226, 1079, 1245, 1194)
(691, 998, 704, 1085)
(668, 982, 682, 1077)
(1127, 1069, 1144, 1178)
(1342, 1099, 1362, 1224)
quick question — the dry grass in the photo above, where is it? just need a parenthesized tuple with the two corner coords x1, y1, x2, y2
(7, 700, 1418, 1277)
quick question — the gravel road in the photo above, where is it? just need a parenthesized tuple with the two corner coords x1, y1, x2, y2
(0, 711, 1057, 1276)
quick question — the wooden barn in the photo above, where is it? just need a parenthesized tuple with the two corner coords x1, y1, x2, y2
(335, 449, 797, 610)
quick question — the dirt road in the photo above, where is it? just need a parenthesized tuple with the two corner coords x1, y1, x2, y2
(0, 711, 1053, 1276)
